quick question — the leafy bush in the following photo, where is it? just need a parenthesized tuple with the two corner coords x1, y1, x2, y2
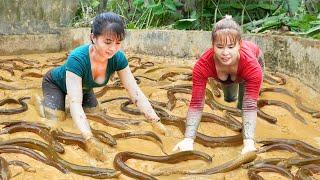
(73, 0, 320, 39)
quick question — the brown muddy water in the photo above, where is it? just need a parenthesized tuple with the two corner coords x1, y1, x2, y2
(1, 51, 320, 180)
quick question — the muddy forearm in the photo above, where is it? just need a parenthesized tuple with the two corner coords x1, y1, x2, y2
(66, 71, 92, 139)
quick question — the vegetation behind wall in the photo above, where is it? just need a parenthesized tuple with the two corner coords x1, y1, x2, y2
(73, 0, 320, 39)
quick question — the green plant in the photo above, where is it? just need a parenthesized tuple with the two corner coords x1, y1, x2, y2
(71, 0, 320, 39)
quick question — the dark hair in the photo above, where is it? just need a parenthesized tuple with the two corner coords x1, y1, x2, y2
(211, 15, 241, 46)
(91, 12, 125, 43)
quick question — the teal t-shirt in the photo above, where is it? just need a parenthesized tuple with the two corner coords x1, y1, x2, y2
(51, 44, 128, 93)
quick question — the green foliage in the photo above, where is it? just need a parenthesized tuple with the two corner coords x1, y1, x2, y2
(72, 0, 320, 39)
(72, 0, 101, 27)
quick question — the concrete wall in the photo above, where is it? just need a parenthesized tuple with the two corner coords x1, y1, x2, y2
(0, 0, 78, 35)
(0, 28, 319, 92)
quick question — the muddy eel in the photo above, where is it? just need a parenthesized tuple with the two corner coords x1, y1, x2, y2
(264, 72, 286, 85)
(51, 129, 117, 150)
(113, 150, 212, 180)
(0, 145, 68, 173)
(286, 156, 320, 167)
(258, 99, 307, 124)
(257, 143, 315, 158)
(0, 82, 37, 90)
(0, 122, 65, 153)
(0, 120, 117, 148)
(119, 97, 244, 147)
(294, 164, 320, 180)
(247, 163, 293, 180)
(20, 72, 43, 79)
(153, 151, 257, 176)
(86, 113, 130, 130)
(113, 131, 166, 154)
(202, 111, 242, 132)
(0, 156, 10, 180)
(0, 138, 120, 178)
(260, 87, 320, 116)
(242, 158, 288, 169)
(0, 97, 30, 115)
(8, 160, 36, 173)
(166, 87, 192, 110)
(153, 106, 244, 147)
(258, 138, 320, 156)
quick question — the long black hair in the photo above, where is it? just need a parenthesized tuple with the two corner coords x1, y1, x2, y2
(91, 12, 125, 43)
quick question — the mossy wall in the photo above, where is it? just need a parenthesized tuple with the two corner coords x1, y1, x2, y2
(0, 0, 78, 35)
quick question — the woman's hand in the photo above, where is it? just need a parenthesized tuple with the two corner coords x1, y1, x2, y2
(241, 139, 257, 154)
(151, 119, 167, 135)
(85, 137, 107, 162)
(173, 138, 194, 152)
(118, 67, 169, 135)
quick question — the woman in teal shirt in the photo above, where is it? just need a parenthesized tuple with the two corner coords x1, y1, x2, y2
(40, 12, 167, 161)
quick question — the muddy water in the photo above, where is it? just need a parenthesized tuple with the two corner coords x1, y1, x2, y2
(0, 52, 320, 180)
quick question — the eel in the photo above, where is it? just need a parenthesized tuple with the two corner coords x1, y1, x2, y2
(0, 97, 30, 115)
(247, 164, 293, 180)
(153, 151, 257, 176)
(114, 150, 212, 180)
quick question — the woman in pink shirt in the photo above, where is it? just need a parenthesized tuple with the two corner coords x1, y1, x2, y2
(174, 15, 264, 154)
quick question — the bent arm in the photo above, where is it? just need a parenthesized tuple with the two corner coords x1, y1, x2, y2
(117, 66, 159, 122)
(185, 68, 207, 139)
(242, 98, 257, 140)
(66, 71, 92, 140)
(242, 66, 263, 140)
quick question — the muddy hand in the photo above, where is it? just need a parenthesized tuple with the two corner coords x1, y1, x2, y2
(151, 119, 168, 136)
(30, 91, 45, 118)
(85, 137, 107, 162)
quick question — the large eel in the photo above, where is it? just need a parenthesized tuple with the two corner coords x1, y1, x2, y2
(90, 112, 142, 125)
(1, 120, 117, 149)
(294, 164, 320, 180)
(285, 156, 320, 167)
(201, 111, 242, 132)
(258, 138, 320, 156)
(119, 99, 243, 147)
(247, 164, 294, 180)
(260, 87, 320, 118)
(258, 99, 307, 124)
(0, 138, 120, 178)
(257, 143, 315, 158)
(120, 97, 243, 133)
(0, 156, 10, 180)
(7, 160, 36, 173)
(206, 89, 277, 123)
(0, 97, 29, 115)
(51, 129, 117, 150)
(86, 113, 130, 130)
(152, 151, 257, 176)
(0, 157, 36, 180)
(130, 61, 154, 73)
(20, 72, 43, 79)
(153, 105, 244, 148)
(0, 145, 68, 173)
(242, 158, 288, 169)
(113, 150, 212, 180)
(113, 131, 166, 154)
(0, 82, 38, 90)
(264, 72, 286, 85)
(0, 122, 65, 153)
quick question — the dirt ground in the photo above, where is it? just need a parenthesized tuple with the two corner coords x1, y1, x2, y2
(0, 51, 320, 180)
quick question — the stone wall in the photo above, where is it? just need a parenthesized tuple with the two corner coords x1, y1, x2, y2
(0, 0, 78, 35)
